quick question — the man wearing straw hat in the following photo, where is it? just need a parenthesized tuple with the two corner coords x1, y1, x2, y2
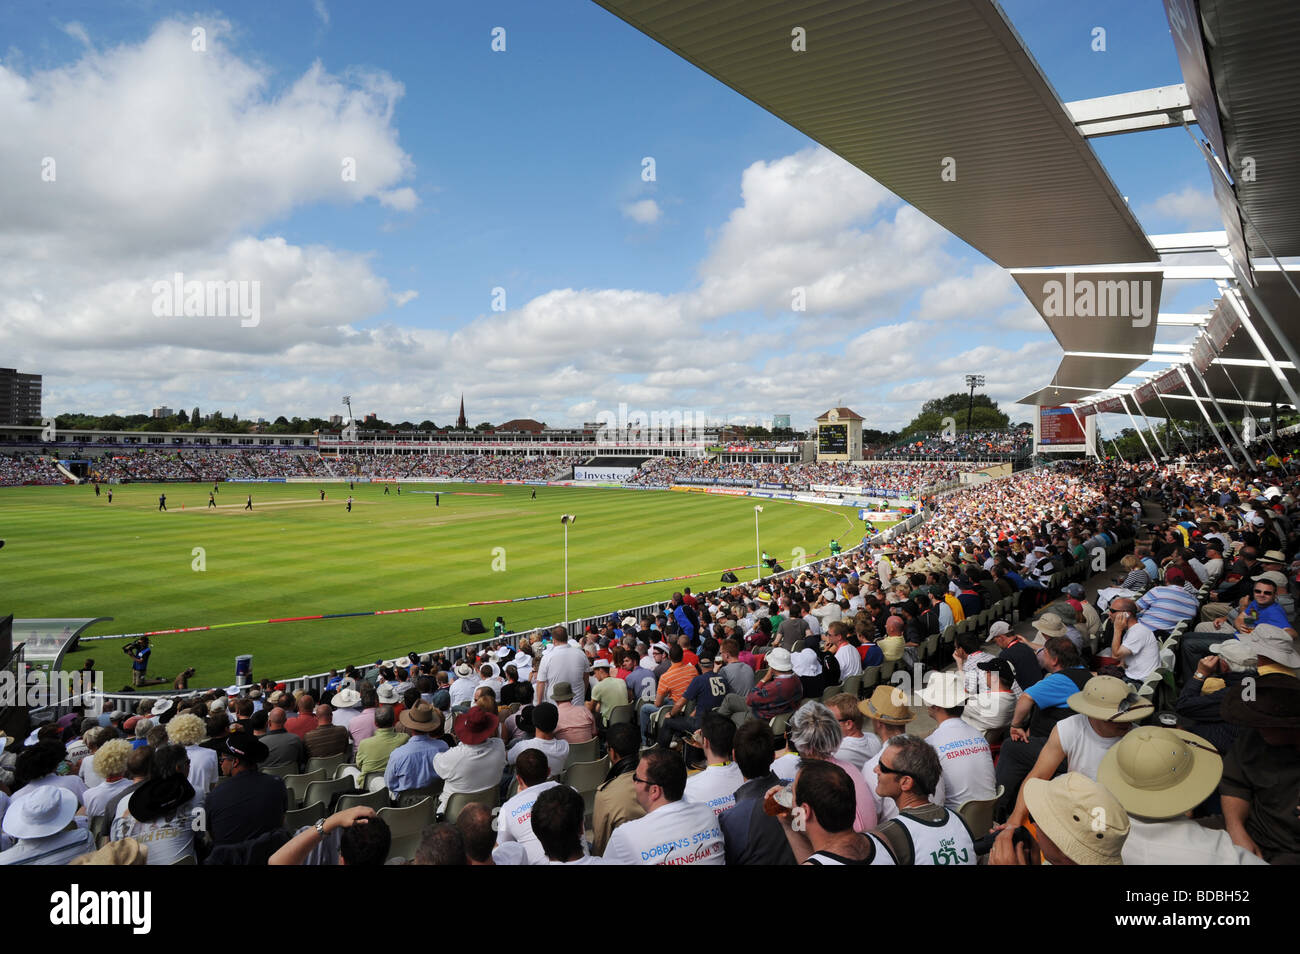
(384, 702, 448, 799)
(997, 675, 1150, 841)
(859, 686, 946, 822)
(1099, 725, 1265, 865)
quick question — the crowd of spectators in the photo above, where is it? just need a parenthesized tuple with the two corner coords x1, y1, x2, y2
(871, 428, 1032, 462)
(0, 454, 66, 485)
(626, 457, 974, 495)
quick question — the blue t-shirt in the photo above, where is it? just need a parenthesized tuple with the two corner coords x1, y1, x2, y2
(1025, 668, 1087, 709)
(132, 646, 151, 672)
(1246, 601, 1290, 630)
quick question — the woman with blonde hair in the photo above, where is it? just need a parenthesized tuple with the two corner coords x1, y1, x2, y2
(166, 713, 218, 794)
(82, 739, 135, 821)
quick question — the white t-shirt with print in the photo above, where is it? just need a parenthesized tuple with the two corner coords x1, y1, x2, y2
(602, 798, 725, 866)
(496, 779, 561, 865)
(684, 762, 744, 817)
(925, 717, 996, 812)
(1055, 714, 1121, 781)
(864, 749, 947, 823)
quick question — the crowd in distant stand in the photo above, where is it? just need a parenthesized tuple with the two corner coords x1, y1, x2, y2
(626, 458, 975, 496)
(871, 429, 1032, 462)
(0, 454, 65, 485)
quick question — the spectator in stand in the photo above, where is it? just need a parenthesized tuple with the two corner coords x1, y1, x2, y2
(745, 648, 803, 720)
(919, 672, 996, 813)
(551, 682, 596, 744)
(871, 734, 976, 865)
(532, 784, 603, 865)
(826, 693, 882, 771)
(786, 702, 877, 832)
(535, 627, 590, 706)
(0, 787, 96, 865)
(285, 694, 318, 739)
(587, 659, 629, 726)
(592, 723, 645, 855)
(432, 707, 506, 816)
(109, 742, 203, 865)
(496, 748, 562, 865)
(772, 760, 896, 865)
(384, 703, 448, 798)
(684, 713, 743, 816)
(507, 702, 569, 777)
(356, 705, 406, 779)
(259, 707, 306, 773)
(206, 732, 287, 848)
(601, 748, 725, 866)
(82, 739, 135, 821)
(305, 705, 350, 760)
(719, 720, 796, 865)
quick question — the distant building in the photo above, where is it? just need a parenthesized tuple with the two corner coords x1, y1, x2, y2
(363, 413, 377, 423)
(150, 406, 174, 419)
(497, 418, 546, 433)
(456, 394, 468, 431)
(772, 414, 791, 430)
(0, 368, 41, 425)
(329, 414, 343, 425)
(814, 407, 864, 462)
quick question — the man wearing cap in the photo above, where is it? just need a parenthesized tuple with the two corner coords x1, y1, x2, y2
(433, 707, 506, 815)
(745, 648, 803, 721)
(356, 705, 407, 778)
(965, 658, 1017, 733)
(989, 773, 1129, 866)
(921, 672, 996, 813)
(601, 748, 725, 865)
(206, 732, 288, 847)
(508, 702, 569, 777)
(859, 686, 947, 822)
(1098, 725, 1266, 864)
(0, 787, 96, 865)
(1220, 673, 1300, 863)
(998, 675, 1150, 841)
(659, 656, 729, 750)
(587, 659, 629, 727)
(1061, 582, 1101, 641)
(385, 702, 449, 798)
(551, 682, 596, 745)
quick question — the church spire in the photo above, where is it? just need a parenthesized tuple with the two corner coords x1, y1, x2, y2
(456, 393, 468, 430)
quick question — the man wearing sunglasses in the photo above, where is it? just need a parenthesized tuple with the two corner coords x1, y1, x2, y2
(601, 748, 724, 866)
(1183, 575, 1297, 677)
(871, 734, 974, 865)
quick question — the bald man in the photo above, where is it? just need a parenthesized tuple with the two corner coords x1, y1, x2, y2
(262, 706, 307, 772)
(305, 704, 350, 760)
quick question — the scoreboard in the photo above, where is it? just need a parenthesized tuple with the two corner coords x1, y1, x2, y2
(818, 423, 848, 454)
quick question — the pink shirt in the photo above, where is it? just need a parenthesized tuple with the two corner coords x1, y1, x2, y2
(348, 707, 378, 747)
(830, 756, 879, 833)
(554, 701, 596, 745)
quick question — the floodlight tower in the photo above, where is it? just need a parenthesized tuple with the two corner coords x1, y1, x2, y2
(964, 374, 985, 432)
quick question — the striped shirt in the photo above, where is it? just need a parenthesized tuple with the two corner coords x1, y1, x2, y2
(657, 662, 697, 704)
(1136, 586, 1200, 633)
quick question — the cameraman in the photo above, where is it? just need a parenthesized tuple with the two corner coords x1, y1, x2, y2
(128, 636, 152, 687)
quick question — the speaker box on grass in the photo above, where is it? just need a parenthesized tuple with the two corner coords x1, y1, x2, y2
(461, 617, 486, 635)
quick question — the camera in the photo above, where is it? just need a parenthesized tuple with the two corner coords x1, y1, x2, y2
(122, 637, 147, 656)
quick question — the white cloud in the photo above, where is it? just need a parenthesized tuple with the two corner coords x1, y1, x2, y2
(622, 199, 661, 224)
(60, 22, 92, 47)
(392, 289, 418, 307)
(1138, 185, 1220, 230)
(312, 0, 330, 27)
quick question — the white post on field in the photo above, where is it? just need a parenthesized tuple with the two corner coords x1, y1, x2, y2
(754, 505, 764, 574)
(561, 515, 577, 622)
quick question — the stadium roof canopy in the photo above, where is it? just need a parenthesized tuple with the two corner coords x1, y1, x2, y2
(590, 0, 1156, 268)
(591, 0, 1300, 436)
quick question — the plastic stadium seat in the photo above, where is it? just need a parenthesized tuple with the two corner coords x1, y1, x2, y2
(820, 683, 844, 702)
(561, 757, 610, 825)
(565, 738, 599, 768)
(303, 776, 356, 813)
(606, 704, 635, 727)
(441, 787, 498, 824)
(283, 769, 326, 808)
(941, 625, 957, 646)
(378, 797, 438, 862)
(841, 674, 863, 699)
(306, 753, 347, 777)
(262, 762, 297, 781)
(859, 666, 879, 693)
(336, 788, 392, 812)
(769, 713, 791, 740)
(397, 781, 444, 808)
(959, 796, 999, 840)
(286, 801, 327, 830)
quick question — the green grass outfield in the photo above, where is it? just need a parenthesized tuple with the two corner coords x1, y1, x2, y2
(2, 481, 889, 689)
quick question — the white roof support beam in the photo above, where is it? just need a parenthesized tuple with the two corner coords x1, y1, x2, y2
(1065, 85, 1194, 138)
(1010, 262, 1300, 279)
(1148, 232, 1228, 253)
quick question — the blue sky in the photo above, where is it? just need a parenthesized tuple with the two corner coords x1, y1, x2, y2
(0, 0, 1225, 432)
